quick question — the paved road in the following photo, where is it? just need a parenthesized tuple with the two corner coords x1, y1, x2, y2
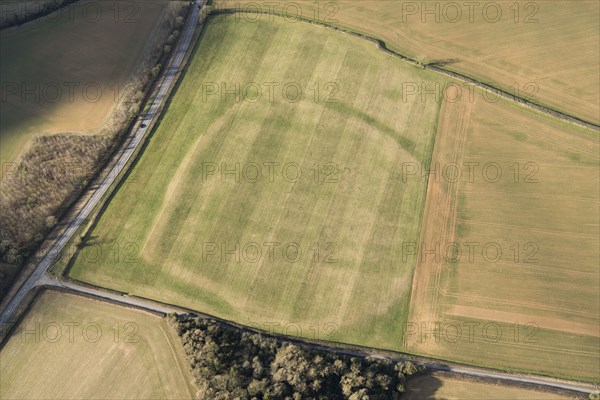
(38, 276, 598, 395)
(445, 366, 597, 394)
(0, 0, 201, 328)
(286, 335, 598, 394)
(43, 277, 181, 315)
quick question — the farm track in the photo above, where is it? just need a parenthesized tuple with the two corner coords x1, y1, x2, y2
(405, 93, 472, 345)
(0, 3, 597, 397)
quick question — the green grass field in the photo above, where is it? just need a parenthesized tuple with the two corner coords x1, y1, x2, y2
(69, 16, 443, 349)
(406, 87, 599, 381)
(219, 0, 600, 125)
(0, 290, 195, 399)
(65, 6, 599, 383)
(0, 0, 167, 164)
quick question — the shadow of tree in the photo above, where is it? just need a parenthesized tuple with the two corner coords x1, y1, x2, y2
(405, 373, 445, 399)
(426, 59, 460, 68)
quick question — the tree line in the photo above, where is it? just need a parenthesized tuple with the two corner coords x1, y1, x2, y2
(0, 0, 79, 30)
(172, 316, 423, 399)
(0, 1, 190, 299)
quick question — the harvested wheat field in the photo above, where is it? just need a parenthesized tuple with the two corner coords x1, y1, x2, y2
(219, 0, 599, 124)
(0, 290, 195, 399)
(406, 85, 599, 382)
(406, 373, 579, 400)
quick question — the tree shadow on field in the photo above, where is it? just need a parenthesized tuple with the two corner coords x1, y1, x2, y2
(59, 234, 113, 277)
(76, 235, 113, 256)
(426, 58, 460, 68)
(77, 235, 102, 247)
(405, 373, 445, 399)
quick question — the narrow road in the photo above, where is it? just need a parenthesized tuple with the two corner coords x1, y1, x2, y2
(43, 277, 181, 315)
(38, 276, 598, 395)
(0, 0, 202, 328)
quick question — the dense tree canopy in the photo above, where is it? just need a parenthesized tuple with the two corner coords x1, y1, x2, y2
(172, 316, 423, 399)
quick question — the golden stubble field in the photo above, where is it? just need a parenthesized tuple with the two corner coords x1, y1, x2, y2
(0, 291, 195, 399)
(406, 373, 579, 400)
(217, 0, 600, 124)
(405, 84, 599, 381)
